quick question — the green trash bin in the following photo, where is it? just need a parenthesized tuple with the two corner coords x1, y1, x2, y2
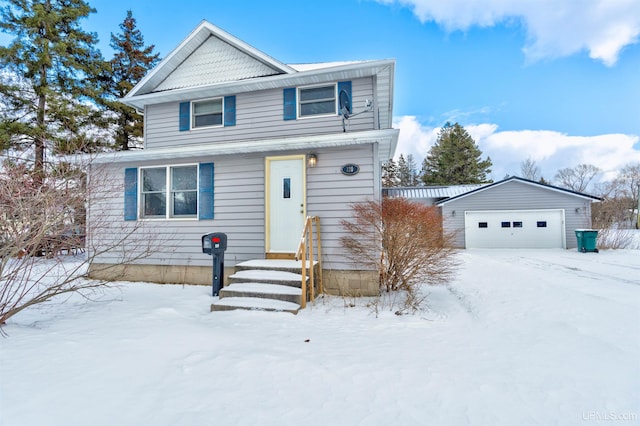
(575, 229, 599, 253)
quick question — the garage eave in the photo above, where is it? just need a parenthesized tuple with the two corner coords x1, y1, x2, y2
(436, 176, 602, 206)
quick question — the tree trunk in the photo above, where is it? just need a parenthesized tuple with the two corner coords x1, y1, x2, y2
(35, 65, 47, 184)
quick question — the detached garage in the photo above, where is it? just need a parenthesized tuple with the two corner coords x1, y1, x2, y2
(436, 177, 601, 249)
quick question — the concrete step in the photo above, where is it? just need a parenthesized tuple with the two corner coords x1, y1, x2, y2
(228, 269, 306, 288)
(210, 297, 300, 314)
(235, 259, 318, 273)
(219, 283, 302, 304)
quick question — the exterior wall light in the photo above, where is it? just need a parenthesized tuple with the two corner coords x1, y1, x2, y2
(307, 153, 317, 168)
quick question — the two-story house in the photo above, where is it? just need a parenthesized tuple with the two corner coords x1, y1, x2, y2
(86, 21, 398, 303)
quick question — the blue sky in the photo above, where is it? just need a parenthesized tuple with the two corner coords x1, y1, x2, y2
(5, 0, 640, 184)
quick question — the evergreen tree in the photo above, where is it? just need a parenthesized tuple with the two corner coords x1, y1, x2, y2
(101, 10, 159, 150)
(397, 154, 410, 186)
(382, 158, 398, 187)
(406, 154, 420, 186)
(421, 122, 492, 185)
(396, 153, 420, 187)
(0, 0, 106, 175)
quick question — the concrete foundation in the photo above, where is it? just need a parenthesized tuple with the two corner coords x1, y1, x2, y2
(88, 263, 379, 296)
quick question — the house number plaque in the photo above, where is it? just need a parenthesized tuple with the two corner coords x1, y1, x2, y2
(341, 163, 360, 176)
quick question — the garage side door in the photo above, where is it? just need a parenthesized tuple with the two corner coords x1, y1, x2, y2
(464, 209, 565, 249)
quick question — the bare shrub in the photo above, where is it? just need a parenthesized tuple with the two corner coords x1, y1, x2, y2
(596, 228, 639, 250)
(0, 158, 156, 326)
(340, 197, 458, 312)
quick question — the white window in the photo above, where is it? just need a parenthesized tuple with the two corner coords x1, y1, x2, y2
(192, 98, 223, 128)
(298, 84, 336, 117)
(141, 165, 198, 218)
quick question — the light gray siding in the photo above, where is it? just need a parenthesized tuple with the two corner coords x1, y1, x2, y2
(373, 66, 393, 129)
(307, 145, 377, 271)
(88, 144, 378, 271)
(440, 180, 593, 249)
(144, 77, 376, 150)
(88, 154, 266, 268)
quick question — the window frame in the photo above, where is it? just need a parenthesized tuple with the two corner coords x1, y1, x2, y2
(297, 83, 337, 119)
(139, 164, 200, 220)
(191, 97, 224, 130)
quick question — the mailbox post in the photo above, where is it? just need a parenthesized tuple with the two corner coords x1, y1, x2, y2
(201, 232, 227, 296)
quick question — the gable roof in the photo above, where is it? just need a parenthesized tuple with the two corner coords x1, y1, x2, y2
(120, 21, 395, 129)
(436, 176, 602, 205)
(125, 20, 296, 98)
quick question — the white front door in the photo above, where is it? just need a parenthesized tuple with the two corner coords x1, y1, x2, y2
(266, 156, 306, 254)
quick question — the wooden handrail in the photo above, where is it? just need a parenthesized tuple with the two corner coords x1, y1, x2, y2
(295, 216, 323, 308)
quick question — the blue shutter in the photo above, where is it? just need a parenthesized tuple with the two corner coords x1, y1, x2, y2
(124, 168, 138, 221)
(199, 163, 214, 220)
(224, 96, 236, 126)
(179, 102, 190, 131)
(283, 88, 296, 120)
(337, 81, 352, 116)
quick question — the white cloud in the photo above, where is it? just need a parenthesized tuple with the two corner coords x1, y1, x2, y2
(377, 0, 640, 65)
(393, 116, 640, 184)
(393, 116, 439, 161)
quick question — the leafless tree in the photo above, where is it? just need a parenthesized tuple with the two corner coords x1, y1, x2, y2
(340, 198, 458, 312)
(0, 157, 157, 326)
(554, 163, 600, 193)
(592, 162, 640, 230)
(520, 157, 541, 181)
(617, 163, 640, 227)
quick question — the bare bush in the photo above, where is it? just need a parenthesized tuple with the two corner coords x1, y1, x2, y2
(340, 197, 458, 312)
(596, 228, 639, 250)
(0, 158, 156, 326)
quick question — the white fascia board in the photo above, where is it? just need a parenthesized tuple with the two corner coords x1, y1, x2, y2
(122, 59, 395, 110)
(85, 129, 399, 165)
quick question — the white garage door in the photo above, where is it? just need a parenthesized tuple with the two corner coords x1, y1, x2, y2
(464, 209, 565, 249)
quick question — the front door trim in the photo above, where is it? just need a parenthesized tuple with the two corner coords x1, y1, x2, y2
(265, 155, 306, 255)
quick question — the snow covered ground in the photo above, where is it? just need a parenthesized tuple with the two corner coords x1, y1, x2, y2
(1, 248, 639, 426)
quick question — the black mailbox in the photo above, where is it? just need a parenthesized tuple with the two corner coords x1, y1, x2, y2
(201, 232, 228, 297)
(202, 232, 227, 254)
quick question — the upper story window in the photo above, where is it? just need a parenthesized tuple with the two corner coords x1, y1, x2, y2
(283, 81, 351, 121)
(192, 98, 223, 128)
(180, 97, 235, 131)
(299, 84, 336, 117)
(141, 165, 198, 219)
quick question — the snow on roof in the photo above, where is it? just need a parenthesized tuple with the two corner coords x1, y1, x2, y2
(288, 61, 367, 72)
(383, 184, 487, 200)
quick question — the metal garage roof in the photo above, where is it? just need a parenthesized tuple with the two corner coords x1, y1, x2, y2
(383, 184, 486, 200)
